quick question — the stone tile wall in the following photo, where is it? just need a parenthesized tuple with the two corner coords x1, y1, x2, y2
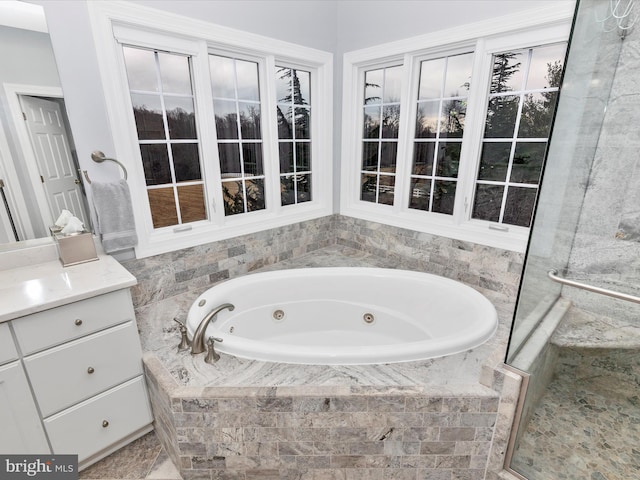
(122, 214, 524, 313)
(145, 356, 501, 480)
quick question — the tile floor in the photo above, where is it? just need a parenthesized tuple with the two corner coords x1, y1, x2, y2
(78, 431, 181, 480)
(511, 348, 640, 480)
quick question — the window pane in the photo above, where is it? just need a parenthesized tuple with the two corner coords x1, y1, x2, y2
(503, 186, 537, 227)
(172, 143, 201, 182)
(296, 70, 311, 105)
(279, 142, 294, 173)
(296, 143, 310, 171)
(177, 184, 206, 223)
(511, 142, 546, 184)
(165, 96, 196, 139)
(440, 99, 466, 138)
(472, 184, 504, 222)
(295, 107, 310, 139)
(213, 100, 238, 140)
(242, 143, 263, 176)
(364, 69, 383, 104)
(416, 101, 441, 138)
(148, 187, 178, 228)
(131, 93, 164, 140)
(277, 106, 293, 139)
(382, 105, 400, 138)
(281, 175, 295, 206)
(275, 68, 292, 103)
(378, 175, 395, 205)
(363, 106, 381, 138)
(444, 53, 473, 97)
(246, 178, 265, 212)
(435, 142, 461, 178)
(297, 174, 311, 203)
(222, 180, 244, 215)
(123, 47, 158, 92)
(432, 180, 456, 215)
(380, 142, 397, 171)
(362, 142, 379, 171)
(383, 66, 403, 103)
(361, 173, 377, 202)
(158, 52, 192, 94)
(526, 43, 566, 90)
(484, 95, 519, 138)
(140, 144, 171, 185)
(409, 178, 431, 210)
(519, 91, 558, 138)
(478, 142, 511, 181)
(418, 58, 445, 100)
(412, 142, 435, 176)
(239, 102, 261, 139)
(210, 56, 236, 98)
(490, 51, 525, 93)
(218, 143, 241, 175)
(235, 59, 260, 101)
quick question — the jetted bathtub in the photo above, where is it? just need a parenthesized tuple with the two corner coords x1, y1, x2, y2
(185, 267, 498, 365)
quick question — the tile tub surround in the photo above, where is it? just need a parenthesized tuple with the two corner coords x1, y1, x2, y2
(133, 237, 525, 479)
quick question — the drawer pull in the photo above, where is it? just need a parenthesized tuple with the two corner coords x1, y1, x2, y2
(87, 367, 95, 374)
(102, 420, 109, 428)
(74, 319, 83, 326)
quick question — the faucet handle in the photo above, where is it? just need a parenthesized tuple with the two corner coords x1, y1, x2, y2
(204, 336, 223, 364)
(173, 317, 185, 327)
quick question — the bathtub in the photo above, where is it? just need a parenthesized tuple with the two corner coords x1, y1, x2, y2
(185, 267, 497, 365)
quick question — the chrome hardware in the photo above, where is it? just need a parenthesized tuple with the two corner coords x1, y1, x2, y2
(84, 150, 128, 184)
(363, 313, 375, 324)
(191, 303, 234, 355)
(198, 299, 206, 307)
(102, 420, 109, 428)
(272, 309, 285, 321)
(173, 318, 191, 352)
(74, 319, 83, 326)
(548, 269, 640, 305)
(87, 367, 95, 374)
(204, 336, 224, 364)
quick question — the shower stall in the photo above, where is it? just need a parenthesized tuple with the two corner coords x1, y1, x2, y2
(504, 0, 640, 478)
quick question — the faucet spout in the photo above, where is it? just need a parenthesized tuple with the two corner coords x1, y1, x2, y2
(191, 302, 234, 354)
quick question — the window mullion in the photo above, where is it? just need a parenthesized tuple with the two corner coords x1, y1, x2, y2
(193, 41, 223, 226)
(393, 55, 414, 214)
(261, 56, 281, 215)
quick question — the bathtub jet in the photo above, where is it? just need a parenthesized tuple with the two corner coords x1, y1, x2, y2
(185, 267, 498, 365)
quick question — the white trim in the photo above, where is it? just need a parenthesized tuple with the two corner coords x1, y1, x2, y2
(3, 83, 65, 233)
(87, 1, 333, 258)
(0, 113, 29, 241)
(340, 8, 572, 253)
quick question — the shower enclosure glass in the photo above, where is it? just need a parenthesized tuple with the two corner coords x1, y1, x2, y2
(506, 0, 640, 478)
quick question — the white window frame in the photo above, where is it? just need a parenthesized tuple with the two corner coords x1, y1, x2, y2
(340, 6, 573, 253)
(87, 2, 332, 258)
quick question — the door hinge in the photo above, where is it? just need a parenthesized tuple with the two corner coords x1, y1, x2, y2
(40, 175, 45, 184)
(22, 112, 27, 121)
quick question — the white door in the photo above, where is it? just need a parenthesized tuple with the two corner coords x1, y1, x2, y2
(20, 95, 89, 228)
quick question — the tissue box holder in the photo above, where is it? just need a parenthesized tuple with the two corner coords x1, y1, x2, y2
(50, 227, 98, 266)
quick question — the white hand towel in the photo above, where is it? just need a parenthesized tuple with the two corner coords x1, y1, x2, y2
(91, 179, 138, 253)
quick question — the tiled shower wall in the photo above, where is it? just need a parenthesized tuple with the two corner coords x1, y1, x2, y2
(122, 214, 524, 312)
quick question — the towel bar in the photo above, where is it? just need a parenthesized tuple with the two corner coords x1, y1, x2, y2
(83, 151, 128, 184)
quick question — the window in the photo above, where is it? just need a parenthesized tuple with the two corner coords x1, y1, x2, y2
(341, 16, 571, 252)
(122, 46, 206, 228)
(91, 2, 332, 257)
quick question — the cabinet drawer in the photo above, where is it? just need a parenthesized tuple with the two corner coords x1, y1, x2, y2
(44, 376, 152, 462)
(13, 289, 135, 355)
(0, 323, 18, 365)
(24, 322, 143, 417)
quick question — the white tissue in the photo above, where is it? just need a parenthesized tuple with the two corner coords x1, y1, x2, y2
(55, 209, 73, 227)
(60, 216, 85, 234)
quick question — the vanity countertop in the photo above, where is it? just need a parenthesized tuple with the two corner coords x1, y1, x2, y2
(0, 255, 137, 323)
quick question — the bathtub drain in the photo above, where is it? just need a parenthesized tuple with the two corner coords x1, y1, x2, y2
(273, 309, 285, 321)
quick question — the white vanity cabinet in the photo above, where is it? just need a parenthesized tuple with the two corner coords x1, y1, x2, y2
(0, 323, 51, 454)
(0, 254, 153, 470)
